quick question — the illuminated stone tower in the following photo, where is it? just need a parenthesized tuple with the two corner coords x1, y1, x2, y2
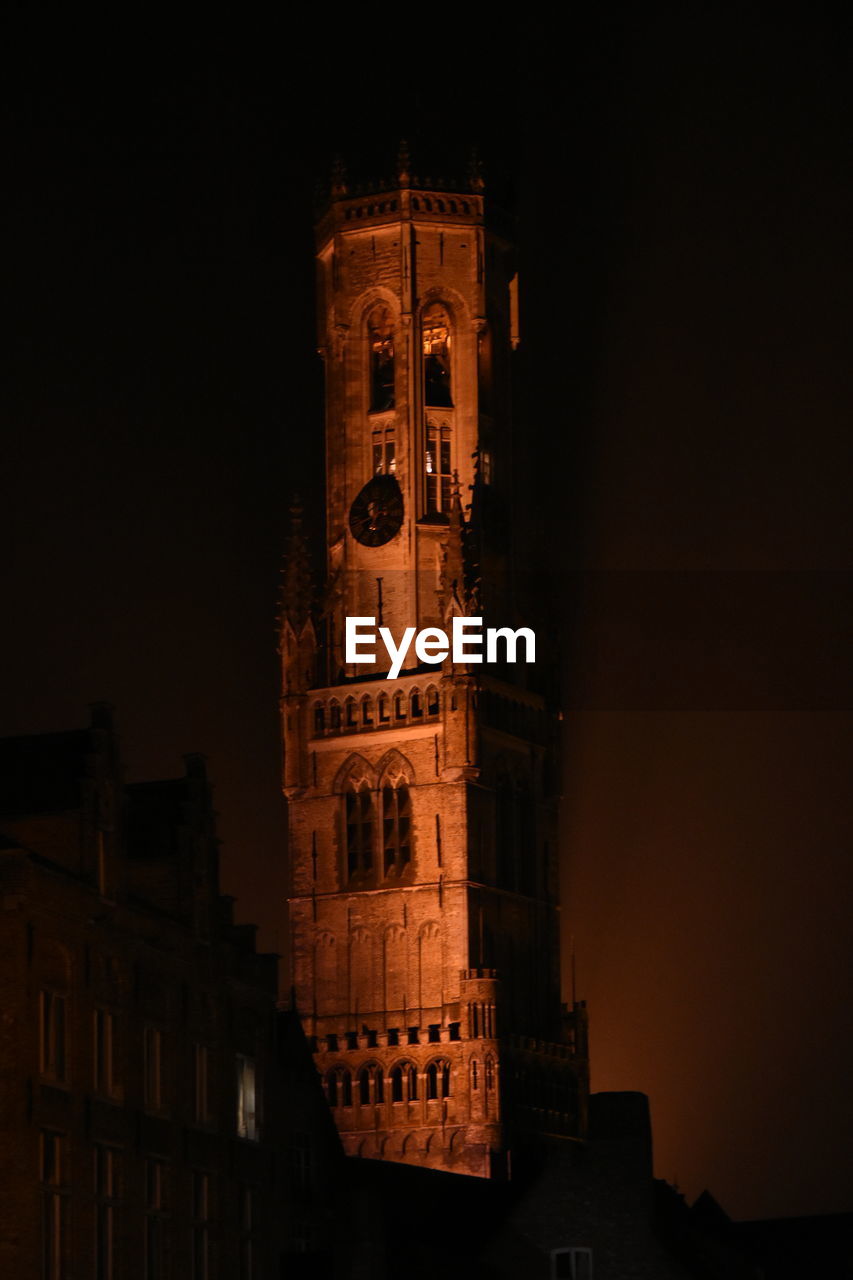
(280, 147, 588, 1178)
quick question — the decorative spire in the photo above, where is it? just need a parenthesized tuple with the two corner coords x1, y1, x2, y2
(440, 473, 467, 617)
(465, 451, 483, 610)
(330, 154, 348, 199)
(278, 497, 314, 633)
(396, 139, 411, 187)
(467, 145, 484, 193)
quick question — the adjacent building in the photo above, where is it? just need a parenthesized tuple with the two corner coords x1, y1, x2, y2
(0, 705, 341, 1277)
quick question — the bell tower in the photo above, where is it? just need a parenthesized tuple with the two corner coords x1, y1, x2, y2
(280, 148, 588, 1178)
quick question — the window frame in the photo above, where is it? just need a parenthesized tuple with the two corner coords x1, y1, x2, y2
(94, 1144, 120, 1280)
(550, 1247, 593, 1280)
(40, 1130, 66, 1280)
(366, 302, 396, 415)
(381, 780, 412, 877)
(143, 1026, 162, 1112)
(40, 989, 67, 1083)
(93, 1007, 115, 1097)
(345, 779, 374, 882)
(236, 1053, 259, 1141)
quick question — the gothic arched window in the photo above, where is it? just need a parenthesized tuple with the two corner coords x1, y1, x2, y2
(382, 782, 411, 875)
(390, 1062, 417, 1102)
(391, 1065, 404, 1102)
(326, 1067, 352, 1108)
(422, 303, 452, 407)
(367, 304, 395, 413)
(358, 1063, 384, 1105)
(346, 783, 374, 879)
(426, 1060, 451, 1100)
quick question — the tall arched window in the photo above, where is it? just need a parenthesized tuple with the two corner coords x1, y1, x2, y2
(346, 783, 374, 878)
(426, 1060, 451, 1100)
(422, 303, 452, 407)
(367, 304, 395, 413)
(326, 1067, 352, 1108)
(391, 1065, 404, 1102)
(358, 1063, 384, 1105)
(390, 1062, 417, 1102)
(382, 782, 411, 875)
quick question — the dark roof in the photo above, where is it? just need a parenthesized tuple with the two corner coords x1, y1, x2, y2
(0, 729, 92, 816)
(732, 1213, 853, 1279)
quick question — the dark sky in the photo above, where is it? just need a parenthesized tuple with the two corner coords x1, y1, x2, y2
(3, 12, 852, 1221)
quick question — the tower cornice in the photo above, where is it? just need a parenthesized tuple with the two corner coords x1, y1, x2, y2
(314, 185, 487, 252)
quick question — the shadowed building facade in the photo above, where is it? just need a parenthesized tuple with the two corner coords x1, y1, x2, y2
(0, 706, 343, 1277)
(280, 150, 588, 1179)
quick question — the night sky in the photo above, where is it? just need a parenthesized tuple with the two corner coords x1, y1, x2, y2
(3, 13, 852, 1221)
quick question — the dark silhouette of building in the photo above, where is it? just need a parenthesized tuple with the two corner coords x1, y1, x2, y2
(0, 704, 342, 1277)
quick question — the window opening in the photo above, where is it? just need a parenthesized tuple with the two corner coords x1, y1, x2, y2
(368, 304, 395, 412)
(422, 304, 452, 406)
(41, 1131, 65, 1280)
(94, 1009, 114, 1095)
(191, 1172, 209, 1280)
(94, 1145, 118, 1280)
(236, 1055, 259, 1140)
(40, 991, 67, 1082)
(372, 427, 396, 475)
(346, 783, 374, 878)
(143, 1027, 162, 1111)
(194, 1044, 209, 1125)
(425, 426, 452, 514)
(382, 782, 411, 875)
(551, 1247, 593, 1280)
(145, 1160, 165, 1280)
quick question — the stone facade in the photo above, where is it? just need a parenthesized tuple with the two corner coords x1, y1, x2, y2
(281, 155, 588, 1178)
